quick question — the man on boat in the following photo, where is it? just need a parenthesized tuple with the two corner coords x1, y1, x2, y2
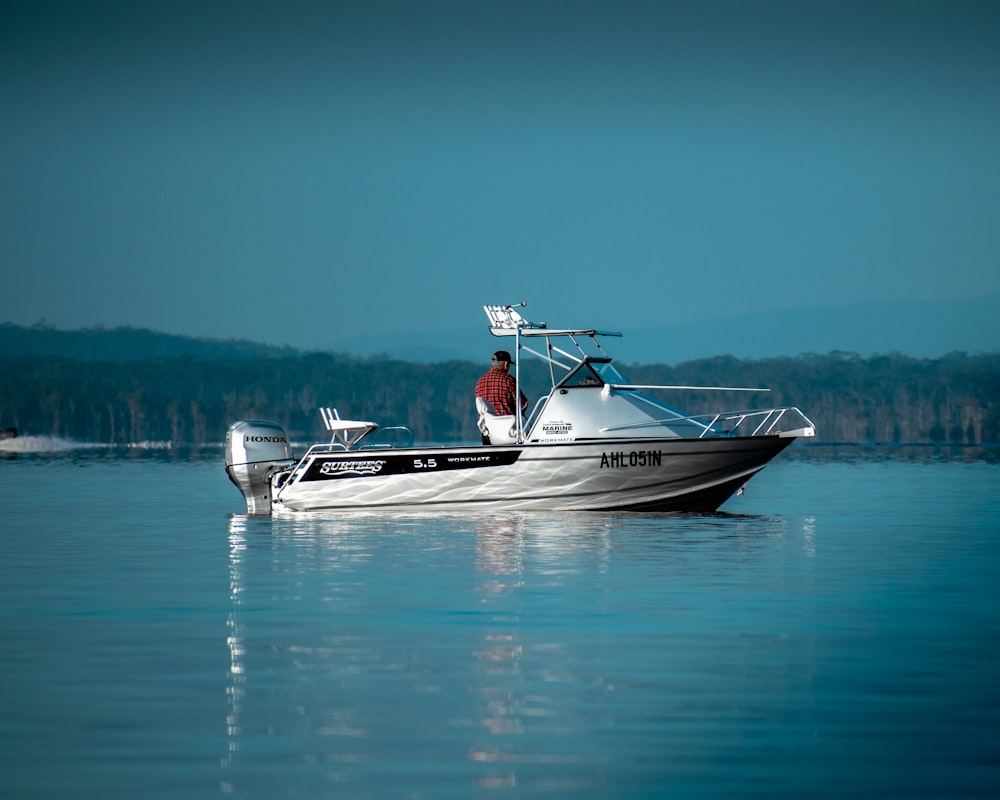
(475, 350, 528, 443)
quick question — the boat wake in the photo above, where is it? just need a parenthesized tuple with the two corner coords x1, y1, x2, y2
(0, 436, 195, 456)
(0, 435, 109, 454)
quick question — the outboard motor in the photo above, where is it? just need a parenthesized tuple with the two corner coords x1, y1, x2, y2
(225, 420, 295, 514)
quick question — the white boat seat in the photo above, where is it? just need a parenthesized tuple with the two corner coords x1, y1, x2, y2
(475, 397, 518, 445)
(319, 407, 378, 449)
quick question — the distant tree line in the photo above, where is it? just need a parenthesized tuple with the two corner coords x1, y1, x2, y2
(624, 352, 1000, 444)
(2, 350, 998, 445)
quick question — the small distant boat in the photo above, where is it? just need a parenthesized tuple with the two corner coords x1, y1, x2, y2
(225, 303, 815, 515)
(0, 427, 17, 441)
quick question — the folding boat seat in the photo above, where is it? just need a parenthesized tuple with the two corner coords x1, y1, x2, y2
(475, 397, 518, 445)
(319, 407, 377, 449)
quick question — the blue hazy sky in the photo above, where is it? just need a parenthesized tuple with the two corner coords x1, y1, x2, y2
(2, 0, 999, 357)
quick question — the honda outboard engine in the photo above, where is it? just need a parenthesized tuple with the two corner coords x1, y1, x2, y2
(225, 420, 295, 514)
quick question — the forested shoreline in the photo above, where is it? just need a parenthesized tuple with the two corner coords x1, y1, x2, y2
(2, 350, 998, 445)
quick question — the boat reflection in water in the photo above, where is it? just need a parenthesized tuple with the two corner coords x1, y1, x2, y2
(221, 506, 829, 794)
(220, 511, 643, 793)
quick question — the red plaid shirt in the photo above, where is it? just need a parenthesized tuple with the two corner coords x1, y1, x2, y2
(475, 367, 526, 416)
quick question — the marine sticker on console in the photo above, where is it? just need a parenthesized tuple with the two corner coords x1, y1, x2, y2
(539, 420, 573, 440)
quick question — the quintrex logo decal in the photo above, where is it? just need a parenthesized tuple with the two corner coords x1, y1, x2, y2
(319, 459, 387, 476)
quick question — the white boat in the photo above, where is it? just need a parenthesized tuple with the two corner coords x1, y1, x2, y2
(225, 303, 815, 515)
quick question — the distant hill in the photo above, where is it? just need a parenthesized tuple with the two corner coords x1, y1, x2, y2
(331, 296, 1000, 364)
(0, 322, 303, 361)
(620, 296, 1000, 365)
(3, 294, 998, 365)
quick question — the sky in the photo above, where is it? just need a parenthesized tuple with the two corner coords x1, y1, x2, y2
(2, 0, 999, 359)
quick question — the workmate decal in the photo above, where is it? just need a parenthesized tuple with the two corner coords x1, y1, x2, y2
(600, 450, 663, 468)
(301, 449, 522, 481)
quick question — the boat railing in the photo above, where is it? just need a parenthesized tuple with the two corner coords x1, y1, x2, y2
(359, 426, 415, 449)
(600, 406, 816, 439)
(300, 426, 415, 460)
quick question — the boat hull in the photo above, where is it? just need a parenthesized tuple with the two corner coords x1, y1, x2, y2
(271, 436, 796, 514)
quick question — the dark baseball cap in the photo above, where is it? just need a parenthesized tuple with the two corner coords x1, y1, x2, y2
(492, 350, 512, 362)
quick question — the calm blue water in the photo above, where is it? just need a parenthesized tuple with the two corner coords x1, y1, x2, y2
(2, 444, 998, 799)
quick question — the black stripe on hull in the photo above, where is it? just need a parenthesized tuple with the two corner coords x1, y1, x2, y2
(602, 471, 762, 512)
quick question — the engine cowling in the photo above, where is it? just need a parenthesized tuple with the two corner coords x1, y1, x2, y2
(225, 420, 295, 514)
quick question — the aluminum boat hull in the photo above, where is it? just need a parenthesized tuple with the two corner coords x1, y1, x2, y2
(271, 435, 795, 514)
